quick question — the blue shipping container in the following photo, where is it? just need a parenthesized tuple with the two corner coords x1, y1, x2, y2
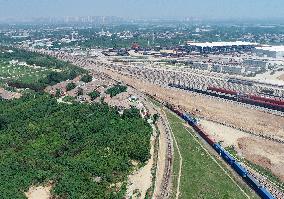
(213, 143, 223, 154)
(258, 187, 274, 199)
(246, 174, 261, 190)
(221, 150, 235, 165)
(232, 162, 247, 177)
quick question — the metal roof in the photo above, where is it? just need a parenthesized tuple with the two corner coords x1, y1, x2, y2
(187, 41, 258, 48)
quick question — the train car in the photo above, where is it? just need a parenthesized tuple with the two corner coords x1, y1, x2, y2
(232, 162, 247, 177)
(213, 143, 236, 166)
(207, 86, 238, 96)
(182, 113, 197, 126)
(258, 187, 275, 199)
(247, 94, 284, 106)
(228, 78, 254, 86)
(260, 89, 274, 95)
(221, 150, 236, 165)
(213, 143, 223, 155)
(240, 97, 284, 111)
(173, 108, 183, 117)
(193, 125, 215, 146)
(246, 174, 261, 191)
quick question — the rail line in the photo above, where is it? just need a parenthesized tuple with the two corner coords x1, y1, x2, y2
(162, 109, 183, 199)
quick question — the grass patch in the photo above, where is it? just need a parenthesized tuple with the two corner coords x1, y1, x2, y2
(0, 47, 86, 91)
(170, 127, 181, 199)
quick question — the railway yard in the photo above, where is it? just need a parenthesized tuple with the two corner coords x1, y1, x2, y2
(2, 3, 284, 199)
(35, 48, 284, 199)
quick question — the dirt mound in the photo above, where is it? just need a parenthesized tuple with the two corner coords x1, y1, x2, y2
(237, 137, 284, 181)
(247, 154, 272, 170)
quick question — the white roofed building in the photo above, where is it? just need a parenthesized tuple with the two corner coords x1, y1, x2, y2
(254, 46, 284, 59)
(187, 41, 258, 53)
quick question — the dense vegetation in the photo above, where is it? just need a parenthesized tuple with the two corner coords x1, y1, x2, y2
(89, 90, 100, 100)
(0, 94, 152, 198)
(0, 47, 86, 91)
(106, 84, 127, 97)
(66, 82, 76, 91)
(80, 74, 93, 83)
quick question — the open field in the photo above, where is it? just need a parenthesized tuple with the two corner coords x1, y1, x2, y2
(164, 109, 258, 199)
(0, 62, 51, 83)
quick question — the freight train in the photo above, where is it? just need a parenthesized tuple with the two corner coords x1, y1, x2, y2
(168, 83, 284, 112)
(164, 103, 275, 199)
(207, 86, 284, 111)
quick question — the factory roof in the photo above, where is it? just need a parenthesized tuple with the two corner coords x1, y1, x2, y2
(187, 41, 258, 48)
(255, 46, 284, 52)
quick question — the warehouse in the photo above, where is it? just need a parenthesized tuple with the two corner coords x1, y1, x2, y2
(187, 41, 258, 53)
(254, 46, 284, 59)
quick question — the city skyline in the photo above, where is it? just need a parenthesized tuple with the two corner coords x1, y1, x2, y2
(0, 0, 284, 21)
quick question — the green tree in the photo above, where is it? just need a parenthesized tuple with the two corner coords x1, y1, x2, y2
(66, 82, 76, 91)
(106, 85, 127, 97)
(55, 88, 62, 97)
(88, 90, 100, 100)
(81, 74, 93, 83)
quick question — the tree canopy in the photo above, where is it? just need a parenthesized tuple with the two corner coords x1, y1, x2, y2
(106, 85, 127, 97)
(0, 94, 152, 198)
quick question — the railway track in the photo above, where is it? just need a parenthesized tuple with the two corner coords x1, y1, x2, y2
(168, 84, 284, 116)
(156, 110, 174, 199)
(151, 95, 283, 199)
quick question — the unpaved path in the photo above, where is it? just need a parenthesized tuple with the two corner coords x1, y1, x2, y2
(126, 126, 156, 198)
(162, 109, 182, 199)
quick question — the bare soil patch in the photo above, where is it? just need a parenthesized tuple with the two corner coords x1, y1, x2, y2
(238, 137, 284, 181)
(25, 184, 52, 199)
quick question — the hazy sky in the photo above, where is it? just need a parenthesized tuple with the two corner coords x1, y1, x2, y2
(0, 0, 284, 20)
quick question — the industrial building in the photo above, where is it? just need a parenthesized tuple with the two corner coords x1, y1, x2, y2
(187, 41, 258, 53)
(254, 46, 284, 59)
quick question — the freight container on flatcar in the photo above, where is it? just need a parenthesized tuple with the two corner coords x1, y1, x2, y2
(258, 187, 275, 199)
(193, 125, 215, 146)
(246, 174, 261, 191)
(232, 162, 247, 177)
(221, 150, 236, 165)
(240, 97, 284, 111)
(182, 113, 198, 125)
(213, 143, 223, 155)
(247, 94, 284, 106)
